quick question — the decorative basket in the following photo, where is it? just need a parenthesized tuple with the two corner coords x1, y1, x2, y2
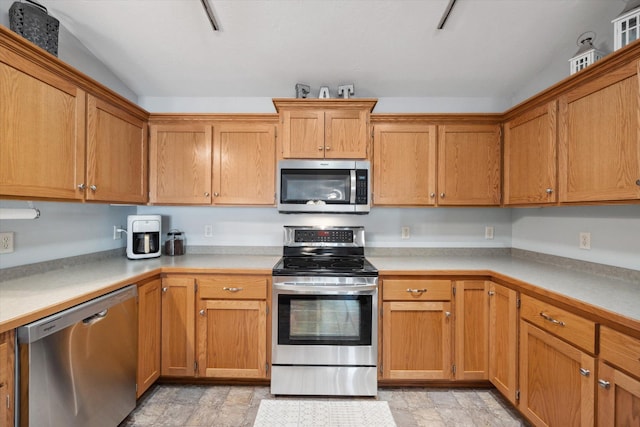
(9, 0, 59, 57)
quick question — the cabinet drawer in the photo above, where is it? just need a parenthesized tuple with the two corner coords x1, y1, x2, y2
(198, 276, 267, 300)
(600, 326, 640, 379)
(520, 294, 596, 353)
(382, 279, 451, 301)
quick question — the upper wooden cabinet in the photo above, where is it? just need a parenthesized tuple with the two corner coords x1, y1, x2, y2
(504, 101, 557, 206)
(0, 27, 149, 203)
(437, 124, 501, 206)
(558, 60, 640, 203)
(212, 122, 276, 205)
(149, 124, 213, 205)
(0, 54, 86, 200)
(372, 123, 437, 206)
(273, 98, 377, 159)
(86, 95, 147, 203)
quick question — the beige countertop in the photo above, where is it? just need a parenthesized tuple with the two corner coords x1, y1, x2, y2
(1, 252, 639, 334)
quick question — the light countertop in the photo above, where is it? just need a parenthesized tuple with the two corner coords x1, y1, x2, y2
(1, 253, 638, 334)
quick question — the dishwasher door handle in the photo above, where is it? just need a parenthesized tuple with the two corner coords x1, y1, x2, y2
(82, 309, 108, 325)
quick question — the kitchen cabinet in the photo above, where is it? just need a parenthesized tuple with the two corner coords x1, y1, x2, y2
(196, 275, 269, 379)
(161, 276, 196, 377)
(137, 278, 162, 397)
(273, 98, 377, 159)
(372, 123, 437, 205)
(86, 94, 147, 203)
(453, 280, 489, 381)
(437, 124, 501, 205)
(0, 330, 14, 427)
(488, 282, 518, 405)
(0, 53, 86, 201)
(558, 60, 640, 202)
(381, 278, 453, 380)
(212, 123, 276, 205)
(598, 326, 640, 426)
(503, 101, 557, 206)
(519, 295, 596, 427)
(149, 124, 213, 205)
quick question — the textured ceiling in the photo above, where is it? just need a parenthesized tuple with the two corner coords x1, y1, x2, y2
(39, 0, 625, 100)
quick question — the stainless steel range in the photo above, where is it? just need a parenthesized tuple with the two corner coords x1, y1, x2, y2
(271, 226, 378, 396)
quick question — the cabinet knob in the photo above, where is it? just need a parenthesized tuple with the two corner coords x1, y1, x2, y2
(214, 192, 219, 197)
(429, 193, 435, 198)
(579, 368, 591, 377)
(199, 309, 206, 316)
(90, 185, 97, 191)
(445, 311, 451, 318)
(204, 192, 210, 197)
(318, 147, 324, 151)
(636, 179, 640, 186)
(440, 193, 445, 198)
(488, 291, 495, 296)
(598, 379, 611, 389)
(545, 188, 553, 194)
(162, 287, 168, 293)
(78, 183, 86, 190)
(325, 146, 331, 151)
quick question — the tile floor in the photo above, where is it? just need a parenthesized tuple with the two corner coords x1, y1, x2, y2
(119, 384, 529, 427)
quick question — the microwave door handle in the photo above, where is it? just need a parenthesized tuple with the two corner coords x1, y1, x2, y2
(350, 170, 356, 204)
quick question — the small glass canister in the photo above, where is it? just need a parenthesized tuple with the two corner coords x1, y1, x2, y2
(164, 230, 185, 256)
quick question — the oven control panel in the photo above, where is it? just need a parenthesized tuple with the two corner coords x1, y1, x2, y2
(295, 229, 353, 243)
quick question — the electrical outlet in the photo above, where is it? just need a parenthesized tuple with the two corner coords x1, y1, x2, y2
(113, 226, 123, 240)
(0, 232, 15, 254)
(204, 225, 213, 238)
(485, 226, 494, 240)
(401, 226, 410, 240)
(579, 232, 591, 250)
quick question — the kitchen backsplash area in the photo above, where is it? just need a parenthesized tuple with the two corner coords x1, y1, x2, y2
(2, 199, 638, 271)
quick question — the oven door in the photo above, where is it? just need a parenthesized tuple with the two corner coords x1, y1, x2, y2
(272, 280, 377, 366)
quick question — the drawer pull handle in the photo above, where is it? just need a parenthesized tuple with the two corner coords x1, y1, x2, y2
(223, 287, 243, 292)
(406, 288, 428, 294)
(598, 379, 611, 389)
(539, 312, 565, 327)
(579, 368, 591, 377)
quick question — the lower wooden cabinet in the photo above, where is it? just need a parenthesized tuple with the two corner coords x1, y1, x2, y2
(519, 320, 595, 427)
(137, 278, 162, 397)
(196, 275, 269, 379)
(381, 278, 453, 380)
(161, 276, 196, 377)
(488, 282, 518, 405)
(0, 330, 15, 427)
(454, 280, 489, 380)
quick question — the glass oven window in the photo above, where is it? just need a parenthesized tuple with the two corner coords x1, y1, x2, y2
(280, 169, 350, 204)
(277, 294, 372, 346)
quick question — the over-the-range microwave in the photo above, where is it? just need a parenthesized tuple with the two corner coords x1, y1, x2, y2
(277, 159, 370, 214)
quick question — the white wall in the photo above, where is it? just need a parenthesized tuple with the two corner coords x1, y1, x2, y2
(0, 200, 135, 269)
(0, 1, 137, 102)
(512, 205, 640, 271)
(136, 206, 512, 249)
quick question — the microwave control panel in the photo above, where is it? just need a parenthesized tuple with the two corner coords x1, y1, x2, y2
(355, 170, 368, 204)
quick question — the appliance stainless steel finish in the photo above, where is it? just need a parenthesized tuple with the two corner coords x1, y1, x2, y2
(17, 285, 137, 427)
(271, 226, 378, 396)
(277, 159, 370, 214)
(127, 214, 161, 259)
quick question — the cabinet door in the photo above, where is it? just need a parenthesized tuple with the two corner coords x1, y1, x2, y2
(559, 61, 640, 202)
(454, 280, 489, 380)
(372, 123, 437, 205)
(197, 299, 267, 379)
(382, 301, 452, 380)
(0, 59, 85, 200)
(86, 95, 147, 203)
(488, 283, 518, 405)
(212, 123, 276, 205)
(161, 277, 196, 377)
(519, 321, 595, 427)
(504, 102, 557, 205)
(437, 124, 501, 205)
(281, 110, 324, 158)
(324, 110, 368, 159)
(149, 124, 212, 204)
(137, 278, 161, 397)
(0, 330, 15, 427)
(597, 361, 640, 427)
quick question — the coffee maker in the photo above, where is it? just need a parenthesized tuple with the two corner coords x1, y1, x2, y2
(126, 215, 161, 259)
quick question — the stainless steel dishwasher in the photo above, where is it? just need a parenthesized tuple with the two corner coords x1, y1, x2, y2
(17, 285, 137, 427)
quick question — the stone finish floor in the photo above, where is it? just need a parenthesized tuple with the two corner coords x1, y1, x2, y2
(119, 384, 530, 427)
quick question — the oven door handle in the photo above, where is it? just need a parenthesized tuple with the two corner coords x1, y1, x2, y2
(273, 283, 377, 294)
